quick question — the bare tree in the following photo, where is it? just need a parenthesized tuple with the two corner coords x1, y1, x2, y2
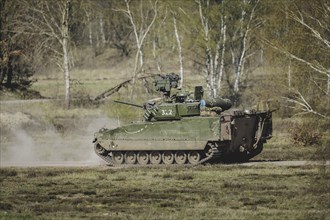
(83, 7, 94, 47)
(0, 0, 28, 88)
(118, 0, 158, 99)
(265, 0, 329, 118)
(172, 11, 184, 89)
(289, 6, 330, 95)
(62, 0, 72, 109)
(232, 0, 259, 94)
(152, 31, 162, 73)
(197, 0, 217, 98)
(196, 0, 233, 98)
(16, 0, 73, 108)
(217, 1, 227, 94)
(99, 15, 106, 46)
(283, 90, 328, 118)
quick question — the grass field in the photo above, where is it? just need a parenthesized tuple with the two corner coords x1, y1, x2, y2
(0, 164, 329, 219)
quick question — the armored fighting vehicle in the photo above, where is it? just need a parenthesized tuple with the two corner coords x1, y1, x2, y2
(93, 73, 273, 166)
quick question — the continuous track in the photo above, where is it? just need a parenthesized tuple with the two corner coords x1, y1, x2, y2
(94, 142, 221, 167)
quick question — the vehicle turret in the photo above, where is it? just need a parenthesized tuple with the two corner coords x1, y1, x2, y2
(114, 73, 232, 121)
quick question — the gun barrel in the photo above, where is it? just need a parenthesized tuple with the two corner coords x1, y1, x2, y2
(114, 100, 145, 109)
(205, 97, 232, 111)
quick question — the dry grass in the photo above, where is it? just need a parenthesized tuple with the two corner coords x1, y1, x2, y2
(0, 165, 329, 219)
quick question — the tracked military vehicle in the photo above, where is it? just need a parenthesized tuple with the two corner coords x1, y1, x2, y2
(93, 73, 273, 166)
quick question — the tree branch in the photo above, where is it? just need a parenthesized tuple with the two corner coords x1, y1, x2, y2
(264, 39, 329, 77)
(282, 90, 328, 118)
(289, 9, 330, 49)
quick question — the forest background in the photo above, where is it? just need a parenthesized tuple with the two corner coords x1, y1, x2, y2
(0, 0, 329, 149)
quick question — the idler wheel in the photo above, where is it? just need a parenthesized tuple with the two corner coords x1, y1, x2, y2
(137, 151, 149, 165)
(204, 145, 213, 157)
(125, 152, 137, 164)
(162, 151, 174, 165)
(175, 151, 187, 165)
(188, 151, 201, 164)
(150, 151, 162, 164)
(95, 144, 106, 154)
(112, 152, 124, 164)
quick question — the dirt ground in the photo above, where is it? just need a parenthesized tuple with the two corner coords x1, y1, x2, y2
(0, 106, 114, 167)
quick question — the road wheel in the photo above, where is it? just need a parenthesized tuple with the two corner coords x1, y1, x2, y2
(162, 151, 174, 165)
(175, 151, 187, 165)
(125, 152, 137, 164)
(188, 151, 201, 164)
(150, 151, 162, 165)
(137, 151, 149, 165)
(112, 152, 124, 164)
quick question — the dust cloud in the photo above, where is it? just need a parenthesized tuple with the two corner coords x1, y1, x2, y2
(0, 112, 118, 167)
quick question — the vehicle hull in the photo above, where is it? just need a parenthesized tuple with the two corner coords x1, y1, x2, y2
(93, 110, 272, 165)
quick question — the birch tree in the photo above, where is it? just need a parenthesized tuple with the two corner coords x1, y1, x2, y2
(288, 4, 330, 95)
(283, 1, 329, 117)
(195, 0, 230, 98)
(217, 1, 227, 94)
(62, 0, 72, 109)
(84, 8, 93, 47)
(118, 0, 158, 99)
(230, 0, 260, 94)
(197, 0, 217, 98)
(166, 0, 187, 89)
(172, 12, 184, 89)
(17, 0, 73, 108)
(264, 0, 329, 118)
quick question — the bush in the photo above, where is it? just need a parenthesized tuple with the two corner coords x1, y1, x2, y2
(289, 121, 322, 146)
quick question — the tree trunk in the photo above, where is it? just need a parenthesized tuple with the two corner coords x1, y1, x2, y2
(130, 48, 140, 99)
(173, 14, 184, 89)
(218, 21, 226, 94)
(5, 57, 13, 87)
(327, 70, 330, 95)
(152, 34, 162, 73)
(62, 0, 71, 109)
(234, 33, 247, 93)
(212, 42, 220, 97)
(99, 15, 106, 45)
(0, 0, 4, 86)
(288, 58, 291, 90)
(0, 70, 4, 85)
(198, 0, 214, 97)
(233, 0, 257, 93)
(85, 10, 93, 47)
(63, 37, 70, 109)
(234, 4, 248, 93)
(217, 2, 226, 95)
